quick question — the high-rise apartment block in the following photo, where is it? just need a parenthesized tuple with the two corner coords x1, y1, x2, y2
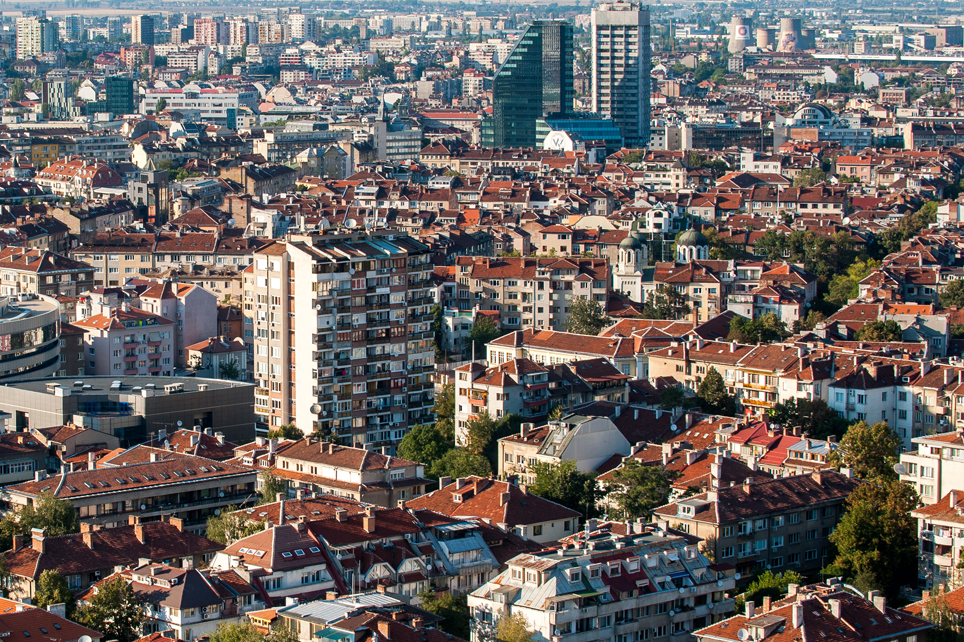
(592, 2, 651, 147)
(16, 17, 58, 60)
(487, 20, 574, 148)
(132, 15, 155, 46)
(246, 232, 436, 451)
(193, 18, 229, 46)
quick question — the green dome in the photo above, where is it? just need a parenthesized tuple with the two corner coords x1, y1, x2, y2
(678, 228, 709, 247)
(620, 234, 643, 250)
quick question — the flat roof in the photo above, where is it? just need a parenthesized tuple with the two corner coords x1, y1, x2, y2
(2, 375, 253, 396)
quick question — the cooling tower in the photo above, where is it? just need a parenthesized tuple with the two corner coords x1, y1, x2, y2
(778, 17, 802, 52)
(728, 17, 752, 54)
(756, 27, 776, 50)
(800, 28, 815, 50)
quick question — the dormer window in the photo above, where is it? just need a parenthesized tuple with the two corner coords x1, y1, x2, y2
(609, 562, 621, 576)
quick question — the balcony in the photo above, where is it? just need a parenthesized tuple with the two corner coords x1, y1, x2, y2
(468, 396, 487, 407)
(934, 553, 953, 567)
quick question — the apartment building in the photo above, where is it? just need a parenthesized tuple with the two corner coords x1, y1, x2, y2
(454, 257, 609, 331)
(454, 358, 630, 440)
(899, 429, 964, 506)
(912, 489, 964, 589)
(267, 439, 429, 507)
(654, 471, 858, 584)
(468, 521, 736, 642)
(0, 248, 94, 298)
(4, 452, 257, 531)
(73, 307, 176, 377)
(246, 232, 435, 451)
(486, 328, 638, 377)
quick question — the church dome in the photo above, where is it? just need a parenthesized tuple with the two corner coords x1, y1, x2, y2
(619, 234, 643, 250)
(678, 228, 709, 247)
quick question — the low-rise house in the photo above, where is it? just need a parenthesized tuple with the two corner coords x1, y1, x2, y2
(2, 515, 222, 602)
(0, 605, 103, 642)
(406, 476, 581, 544)
(144, 428, 236, 461)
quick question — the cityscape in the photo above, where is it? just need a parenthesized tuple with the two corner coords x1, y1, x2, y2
(0, 3, 957, 642)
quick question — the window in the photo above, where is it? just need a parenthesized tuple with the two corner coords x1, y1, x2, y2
(772, 536, 784, 549)
(721, 546, 734, 558)
(533, 525, 543, 536)
(805, 549, 818, 561)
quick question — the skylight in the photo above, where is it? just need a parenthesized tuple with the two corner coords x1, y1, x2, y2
(294, 549, 305, 556)
(282, 552, 293, 558)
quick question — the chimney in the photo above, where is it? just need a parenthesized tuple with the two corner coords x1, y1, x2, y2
(872, 594, 887, 614)
(89, 451, 97, 470)
(762, 596, 771, 613)
(788, 584, 799, 597)
(378, 621, 391, 638)
(946, 369, 954, 386)
(500, 492, 510, 506)
(82, 531, 95, 549)
(747, 455, 757, 471)
(169, 516, 184, 532)
(335, 508, 347, 522)
(31, 528, 45, 553)
(12, 535, 22, 551)
(812, 471, 823, 485)
(438, 476, 453, 489)
(792, 603, 804, 628)
(829, 598, 842, 619)
(685, 451, 698, 466)
(363, 515, 376, 533)
(149, 452, 158, 463)
(952, 490, 959, 507)
(746, 601, 755, 619)
(216, 432, 225, 445)
(743, 478, 753, 494)
(520, 423, 533, 438)
(326, 591, 339, 600)
(129, 515, 140, 526)
(134, 523, 146, 544)
(296, 489, 305, 500)
(412, 618, 424, 629)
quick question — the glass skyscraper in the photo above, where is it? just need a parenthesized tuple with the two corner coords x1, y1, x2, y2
(487, 20, 574, 149)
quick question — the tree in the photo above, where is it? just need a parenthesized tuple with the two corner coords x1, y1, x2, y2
(793, 168, 828, 187)
(0, 492, 79, 549)
(494, 612, 535, 642)
(35, 570, 73, 615)
(154, 97, 167, 113)
(433, 383, 455, 443)
(922, 591, 961, 642)
(875, 201, 939, 257)
(736, 570, 804, 613)
(75, 576, 143, 642)
(829, 420, 901, 481)
(464, 410, 496, 454)
(942, 279, 964, 309)
(829, 476, 918, 598)
(218, 359, 241, 380)
(205, 506, 265, 545)
(418, 589, 470, 640)
(257, 470, 287, 505)
(397, 424, 451, 475)
(209, 621, 299, 642)
(468, 315, 502, 358)
(9, 79, 25, 102)
(609, 460, 679, 519)
(856, 320, 903, 342)
(642, 284, 691, 320)
(548, 404, 565, 420)
(565, 297, 608, 335)
(659, 385, 685, 410)
(432, 449, 492, 479)
(696, 367, 735, 415)
(431, 304, 445, 360)
(528, 460, 597, 517)
(793, 310, 827, 333)
(266, 424, 303, 440)
(766, 398, 849, 440)
(728, 313, 788, 345)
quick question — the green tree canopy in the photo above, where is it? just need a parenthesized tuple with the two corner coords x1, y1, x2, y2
(659, 385, 686, 410)
(464, 410, 495, 455)
(792, 310, 827, 333)
(728, 313, 788, 345)
(257, 470, 287, 505)
(736, 570, 804, 613)
(265, 424, 302, 440)
(565, 297, 609, 335)
(642, 284, 691, 320)
(468, 315, 503, 358)
(397, 424, 451, 476)
(697, 367, 735, 415)
(0, 492, 79, 549)
(793, 168, 828, 187)
(433, 449, 492, 479)
(417, 589, 471, 639)
(494, 612, 536, 642)
(828, 476, 919, 598)
(608, 460, 679, 519)
(205, 506, 265, 545)
(433, 382, 455, 443)
(855, 320, 904, 342)
(922, 591, 961, 642)
(875, 200, 938, 257)
(942, 278, 964, 309)
(829, 420, 901, 481)
(528, 460, 597, 516)
(75, 575, 143, 642)
(208, 621, 299, 642)
(35, 570, 73, 615)
(218, 359, 241, 380)
(155, 96, 167, 112)
(10, 79, 25, 102)
(766, 398, 849, 441)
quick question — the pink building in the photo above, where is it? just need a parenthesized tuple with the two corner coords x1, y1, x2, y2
(135, 281, 217, 367)
(74, 307, 175, 376)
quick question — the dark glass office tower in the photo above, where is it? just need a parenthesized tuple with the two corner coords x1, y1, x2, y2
(488, 20, 574, 149)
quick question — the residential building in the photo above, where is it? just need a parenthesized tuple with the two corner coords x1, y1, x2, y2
(186, 337, 248, 381)
(0, 294, 60, 382)
(36, 158, 124, 200)
(3, 451, 258, 531)
(73, 307, 176, 377)
(16, 17, 57, 60)
(2, 515, 222, 601)
(0, 603, 103, 642)
(899, 430, 964, 505)
(592, 3, 651, 146)
(468, 521, 737, 642)
(454, 256, 609, 331)
(246, 232, 435, 450)
(132, 15, 155, 46)
(268, 439, 429, 507)
(911, 489, 964, 590)
(407, 476, 581, 543)
(0, 249, 94, 298)
(654, 471, 858, 583)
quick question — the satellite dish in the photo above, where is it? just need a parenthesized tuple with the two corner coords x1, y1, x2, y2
(349, 269, 355, 275)
(894, 463, 907, 475)
(668, 611, 675, 617)
(228, 218, 236, 226)
(718, 580, 723, 587)
(176, 420, 183, 427)
(140, 504, 147, 510)
(214, 509, 220, 515)
(310, 403, 322, 414)
(738, 630, 749, 641)
(345, 218, 358, 229)
(80, 636, 93, 642)
(679, 588, 685, 594)
(735, 573, 742, 581)
(842, 217, 851, 226)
